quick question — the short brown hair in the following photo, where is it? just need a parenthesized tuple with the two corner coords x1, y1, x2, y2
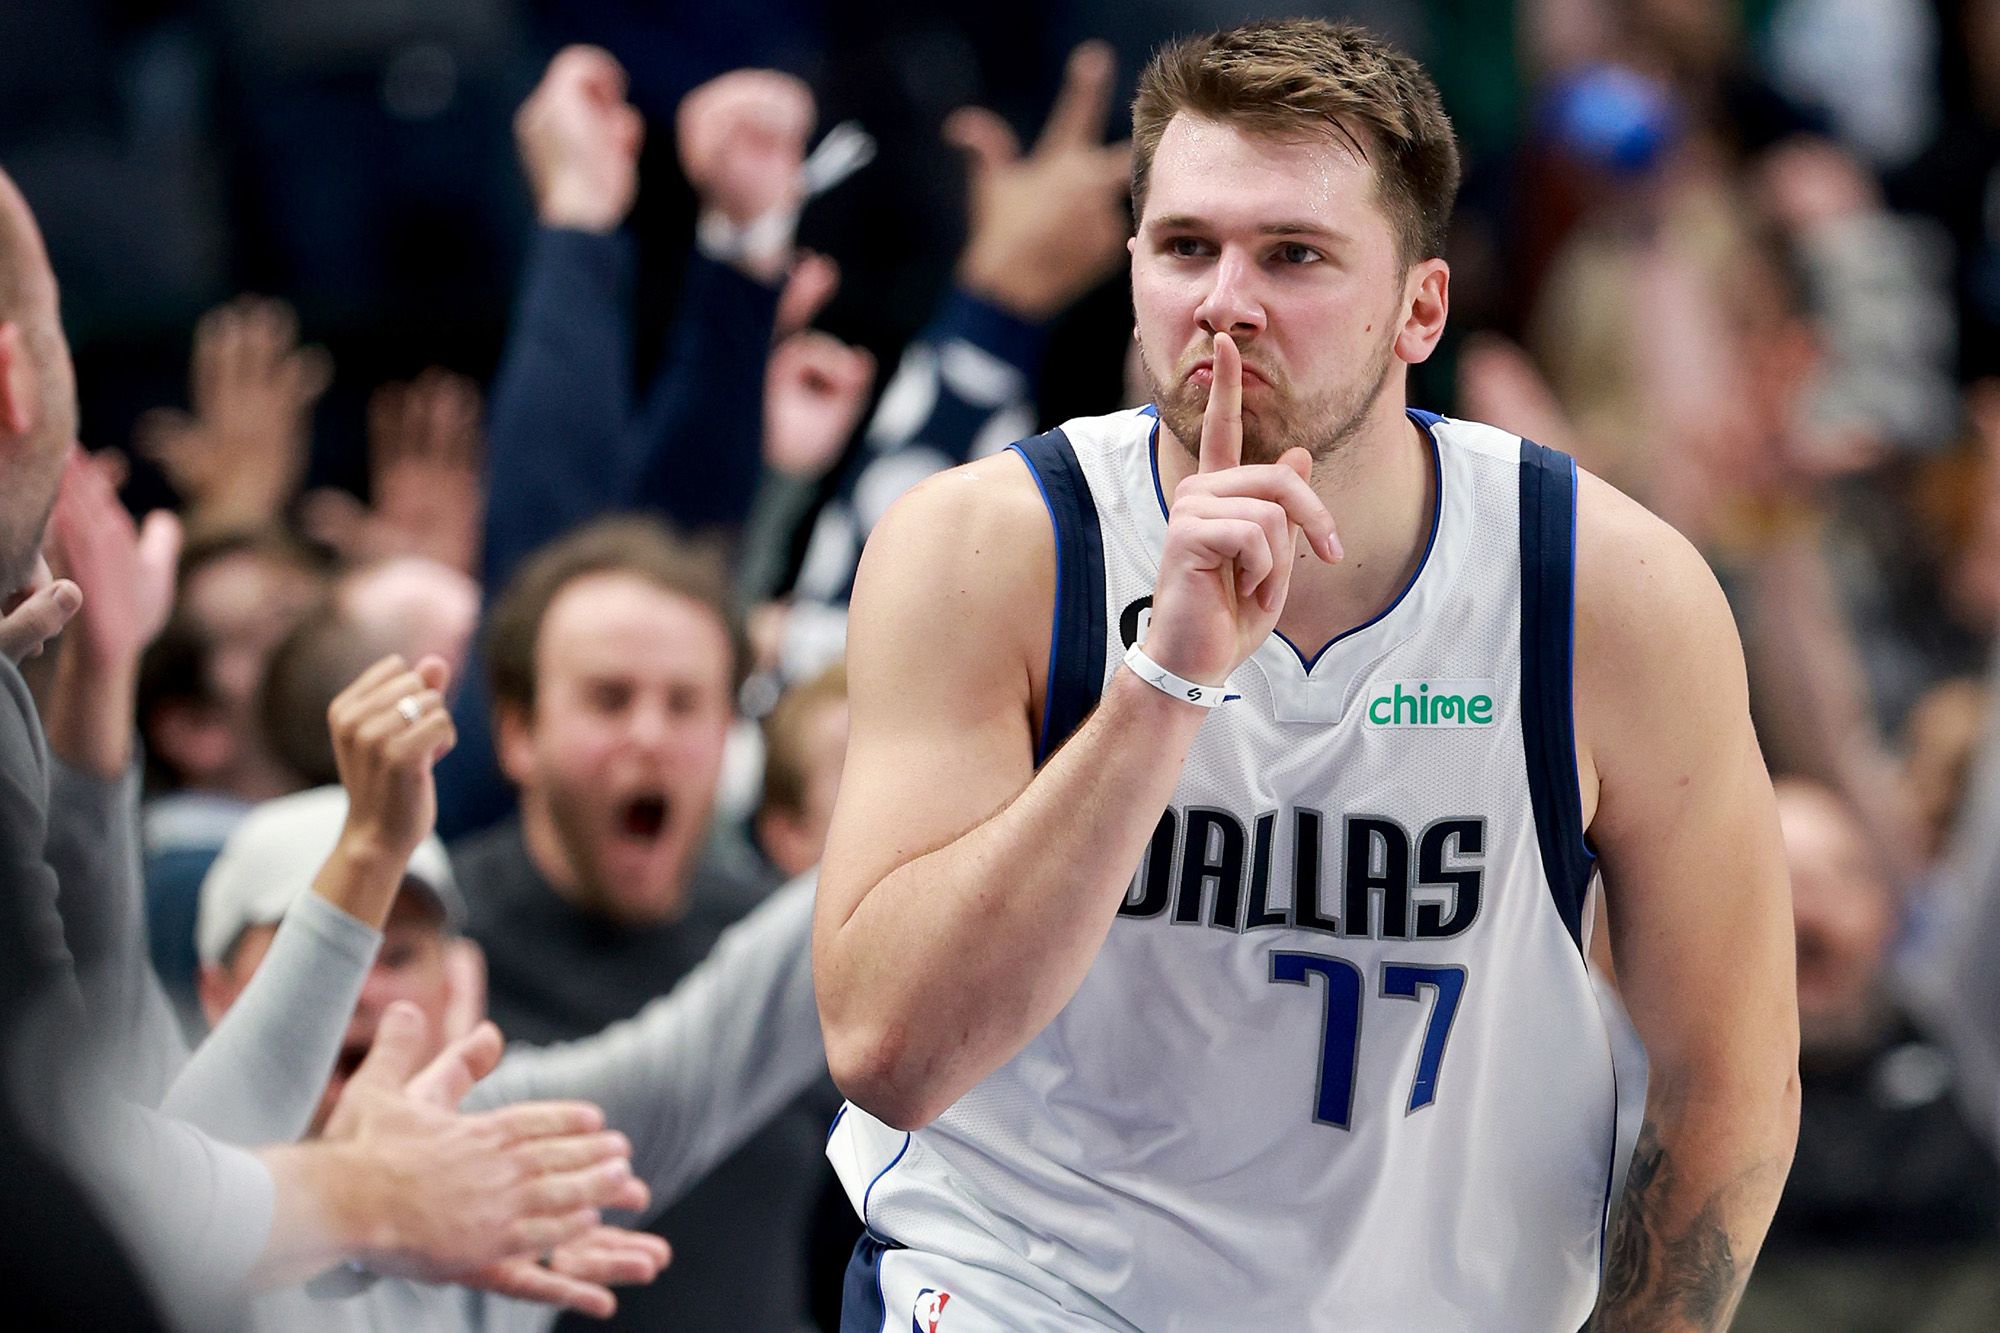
(484, 515, 746, 715)
(259, 601, 390, 787)
(1131, 19, 1461, 265)
(759, 664, 847, 817)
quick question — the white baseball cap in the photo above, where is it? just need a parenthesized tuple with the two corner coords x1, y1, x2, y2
(196, 785, 463, 966)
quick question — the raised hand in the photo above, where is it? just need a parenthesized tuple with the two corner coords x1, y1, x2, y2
(46, 447, 181, 672)
(1142, 333, 1340, 686)
(516, 46, 646, 233)
(301, 368, 486, 575)
(326, 653, 457, 869)
(774, 251, 841, 339)
(677, 69, 815, 228)
(138, 296, 330, 537)
(948, 41, 1132, 320)
(764, 331, 876, 480)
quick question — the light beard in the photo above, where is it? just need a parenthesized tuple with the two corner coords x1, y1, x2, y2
(541, 776, 698, 925)
(1141, 334, 1399, 469)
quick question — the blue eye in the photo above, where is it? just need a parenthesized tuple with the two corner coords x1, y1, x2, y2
(1166, 236, 1210, 258)
(1276, 243, 1321, 265)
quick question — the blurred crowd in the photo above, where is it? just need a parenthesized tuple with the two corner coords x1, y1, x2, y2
(6, 0, 2000, 1328)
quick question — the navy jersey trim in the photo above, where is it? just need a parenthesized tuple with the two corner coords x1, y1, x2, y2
(840, 1231, 899, 1332)
(1518, 439, 1597, 949)
(1010, 429, 1108, 765)
(1272, 409, 1445, 671)
(1143, 406, 1448, 674)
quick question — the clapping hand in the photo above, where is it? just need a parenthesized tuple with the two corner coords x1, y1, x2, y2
(320, 1004, 652, 1315)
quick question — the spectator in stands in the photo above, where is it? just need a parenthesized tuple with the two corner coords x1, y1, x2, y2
(775, 40, 1132, 681)
(755, 662, 848, 880)
(193, 776, 823, 1329)
(439, 47, 820, 839)
(1734, 779, 2000, 1331)
(457, 515, 824, 1329)
(0, 162, 654, 1325)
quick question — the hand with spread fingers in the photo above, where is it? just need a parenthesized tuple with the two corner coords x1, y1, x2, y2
(297, 1003, 648, 1305)
(39, 446, 183, 775)
(948, 40, 1133, 320)
(1142, 332, 1341, 689)
(301, 368, 486, 576)
(138, 296, 331, 537)
(516, 46, 646, 234)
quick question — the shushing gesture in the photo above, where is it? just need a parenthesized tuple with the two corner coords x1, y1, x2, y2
(1141, 333, 1341, 687)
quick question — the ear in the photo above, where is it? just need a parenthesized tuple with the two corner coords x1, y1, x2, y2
(1394, 259, 1450, 366)
(494, 698, 537, 789)
(0, 321, 38, 437)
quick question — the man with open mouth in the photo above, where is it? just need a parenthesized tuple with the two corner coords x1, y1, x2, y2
(452, 515, 833, 1332)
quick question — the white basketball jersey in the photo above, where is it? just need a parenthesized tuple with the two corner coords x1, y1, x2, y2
(830, 406, 1624, 1332)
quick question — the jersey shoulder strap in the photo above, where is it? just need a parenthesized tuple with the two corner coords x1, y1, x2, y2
(1009, 427, 1108, 765)
(1518, 437, 1597, 948)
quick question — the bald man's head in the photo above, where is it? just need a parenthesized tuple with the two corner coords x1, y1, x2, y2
(0, 168, 52, 325)
(0, 165, 76, 590)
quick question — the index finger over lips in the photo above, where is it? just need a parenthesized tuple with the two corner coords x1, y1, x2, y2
(1198, 332, 1244, 475)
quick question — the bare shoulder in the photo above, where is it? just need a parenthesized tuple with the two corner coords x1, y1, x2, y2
(1571, 468, 1754, 813)
(855, 449, 1052, 602)
(1573, 468, 1742, 702)
(846, 448, 1056, 713)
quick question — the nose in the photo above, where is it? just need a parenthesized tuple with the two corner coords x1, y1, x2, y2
(1194, 248, 1266, 341)
(624, 700, 674, 755)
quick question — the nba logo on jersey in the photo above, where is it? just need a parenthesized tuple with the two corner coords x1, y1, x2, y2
(911, 1288, 951, 1332)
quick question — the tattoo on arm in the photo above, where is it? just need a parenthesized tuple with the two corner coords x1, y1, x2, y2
(1589, 1119, 1744, 1331)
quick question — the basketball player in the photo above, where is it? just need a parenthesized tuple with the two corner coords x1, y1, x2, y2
(814, 20, 1799, 1331)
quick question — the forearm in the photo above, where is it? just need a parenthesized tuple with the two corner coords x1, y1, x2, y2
(483, 226, 634, 590)
(622, 252, 780, 536)
(42, 645, 135, 779)
(1590, 1065, 1800, 1331)
(252, 1140, 380, 1289)
(161, 894, 379, 1143)
(61, 1097, 278, 1316)
(311, 833, 414, 928)
(45, 751, 187, 1098)
(823, 670, 1203, 1126)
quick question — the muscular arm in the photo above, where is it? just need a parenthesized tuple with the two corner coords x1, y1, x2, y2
(1577, 474, 1801, 1330)
(813, 455, 1207, 1129)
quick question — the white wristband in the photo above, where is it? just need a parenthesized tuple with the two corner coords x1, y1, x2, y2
(1124, 643, 1235, 708)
